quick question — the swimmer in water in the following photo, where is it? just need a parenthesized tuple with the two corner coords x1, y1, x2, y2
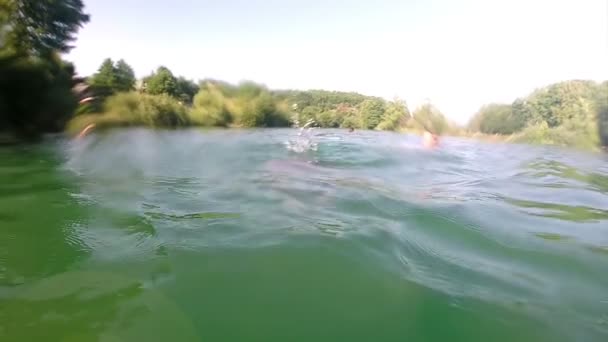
(422, 130, 439, 149)
(348, 127, 354, 133)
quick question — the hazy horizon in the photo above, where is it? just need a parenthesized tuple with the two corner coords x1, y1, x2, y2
(65, 0, 608, 123)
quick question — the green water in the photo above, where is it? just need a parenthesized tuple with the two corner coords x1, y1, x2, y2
(1, 129, 608, 341)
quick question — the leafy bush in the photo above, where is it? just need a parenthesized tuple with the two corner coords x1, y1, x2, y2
(190, 86, 231, 127)
(102, 92, 190, 127)
(469, 80, 607, 149)
(191, 81, 290, 128)
(377, 99, 409, 131)
(510, 120, 599, 150)
(232, 91, 285, 127)
(469, 103, 524, 134)
(358, 99, 386, 129)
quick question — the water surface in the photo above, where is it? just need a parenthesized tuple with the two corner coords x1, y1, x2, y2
(1, 128, 608, 341)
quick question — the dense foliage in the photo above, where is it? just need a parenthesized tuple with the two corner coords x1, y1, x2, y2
(0, 53, 78, 138)
(468, 104, 523, 135)
(273, 89, 419, 130)
(104, 92, 189, 127)
(0, 0, 89, 140)
(175, 81, 290, 128)
(89, 58, 136, 98)
(140, 66, 199, 104)
(1, 0, 605, 150)
(1, 0, 89, 56)
(468, 80, 608, 149)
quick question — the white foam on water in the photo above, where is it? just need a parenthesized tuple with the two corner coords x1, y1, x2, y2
(285, 118, 318, 153)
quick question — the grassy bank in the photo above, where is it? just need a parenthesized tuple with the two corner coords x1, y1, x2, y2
(66, 76, 606, 152)
(445, 123, 602, 151)
(66, 92, 190, 135)
(467, 80, 607, 151)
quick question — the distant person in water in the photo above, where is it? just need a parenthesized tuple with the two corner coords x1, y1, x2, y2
(422, 130, 439, 149)
(348, 127, 354, 133)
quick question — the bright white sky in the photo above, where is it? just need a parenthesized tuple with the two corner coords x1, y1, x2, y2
(66, 0, 608, 123)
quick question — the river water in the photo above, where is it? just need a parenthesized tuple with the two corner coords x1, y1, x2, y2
(1, 128, 608, 341)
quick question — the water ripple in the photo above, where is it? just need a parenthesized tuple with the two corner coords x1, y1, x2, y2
(3, 129, 608, 341)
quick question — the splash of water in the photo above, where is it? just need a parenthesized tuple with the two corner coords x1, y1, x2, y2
(285, 118, 318, 153)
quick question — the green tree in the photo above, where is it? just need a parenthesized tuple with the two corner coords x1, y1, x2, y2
(190, 84, 231, 126)
(358, 98, 386, 129)
(89, 58, 135, 97)
(316, 110, 341, 128)
(145, 66, 178, 97)
(0, 0, 89, 139)
(4, 0, 89, 56)
(340, 114, 359, 129)
(89, 58, 116, 97)
(510, 98, 533, 129)
(472, 80, 606, 149)
(0, 53, 78, 138)
(469, 103, 523, 134)
(522, 80, 598, 128)
(300, 106, 320, 125)
(233, 86, 288, 127)
(175, 77, 199, 104)
(114, 59, 136, 92)
(377, 98, 409, 131)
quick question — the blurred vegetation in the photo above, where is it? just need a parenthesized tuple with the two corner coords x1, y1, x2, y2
(89, 58, 136, 98)
(411, 103, 448, 134)
(468, 80, 608, 150)
(66, 92, 189, 134)
(0, 0, 89, 141)
(192, 81, 288, 128)
(1, 53, 78, 139)
(597, 81, 608, 148)
(1, 0, 606, 151)
(73, 74, 443, 131)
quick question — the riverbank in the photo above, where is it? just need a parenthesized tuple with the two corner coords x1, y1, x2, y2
(62, 81, 605, 151)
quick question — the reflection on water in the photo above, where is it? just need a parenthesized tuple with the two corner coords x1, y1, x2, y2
(525, 159, 608, 193)
(1, 129, 608, 341)
(507, 197, 608, 222)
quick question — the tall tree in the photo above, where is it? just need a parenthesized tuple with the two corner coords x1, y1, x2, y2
(0, 53, 78, 138)
(377, 98, 409, 131)
(89, 58, 136, 97)
(114, 59, 136, 92)
(0, 0, 89, 139)
(358, 98, 386, 129)
(469, 103, 523, 134)
(145, 66, 178, 97)
(89, 58, 116, 96)
(175, 77, 199, 104)
(5, 0, 89, 56)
